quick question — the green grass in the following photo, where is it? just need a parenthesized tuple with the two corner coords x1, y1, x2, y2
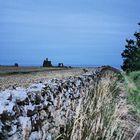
(123, 71, 140, 119)
(128, 71, 140, 90)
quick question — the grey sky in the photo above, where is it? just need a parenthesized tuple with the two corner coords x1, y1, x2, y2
(0, 0, 139, 66)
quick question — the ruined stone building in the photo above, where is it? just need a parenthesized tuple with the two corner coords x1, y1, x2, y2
(58, 63, 64, 67)
(43, 58, 52, 67)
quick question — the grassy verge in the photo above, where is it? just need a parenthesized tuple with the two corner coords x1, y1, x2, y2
(123, 71, 140, 119)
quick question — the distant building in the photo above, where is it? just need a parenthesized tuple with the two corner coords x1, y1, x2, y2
(58, 63, 64, 67)
(43, 58, 52, 67)
(14, 63, 19, 67)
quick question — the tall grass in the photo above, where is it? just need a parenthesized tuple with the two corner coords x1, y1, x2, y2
(70, 73, 130, 140)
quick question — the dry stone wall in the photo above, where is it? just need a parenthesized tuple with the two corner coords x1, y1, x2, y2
(0, 70, 100, 140)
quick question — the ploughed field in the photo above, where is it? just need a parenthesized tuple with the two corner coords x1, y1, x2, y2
(0, 66, 66, 75)
(0, 67, 86, 91)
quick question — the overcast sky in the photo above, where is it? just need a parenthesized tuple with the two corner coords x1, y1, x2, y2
(0, 0, 140, 67)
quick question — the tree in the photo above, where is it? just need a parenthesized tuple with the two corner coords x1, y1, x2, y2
(121, 23, 140, 72)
